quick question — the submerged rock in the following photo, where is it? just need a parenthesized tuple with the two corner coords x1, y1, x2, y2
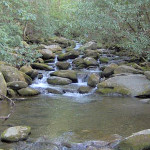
(97, 74, 150, 97)
(31, 63, 54, 71)
(0, 72, 7, 96)
(1, 126, 31, 142)
(56, 61, 70, 70)
(50, 70, 77, 82)
(47, 77, 72, 85)
(18, 87, 40, 96)
(7, 81, 28, 90)
(117, 129, 150, 150)
(46, 88, 64, 94)
(88, 73, 100, 87)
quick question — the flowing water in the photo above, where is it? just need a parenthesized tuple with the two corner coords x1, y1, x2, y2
(0, 42, 150, 149)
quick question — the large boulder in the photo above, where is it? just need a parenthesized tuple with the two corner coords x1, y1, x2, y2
(84, 57, 98, 67)
(97, 74, 150, 97)
(44, 45, 62, 52)
(144, 71, 150, 80)
(0, 72, 7, 96)
(0, 65, 25, 82)
(7, 81, 28, 90)
(117, 129, 150, 150)
(58, 51, 79, 61)
(72, 58, 85, 69)
(1, 126, 31, 142)
(80, 41, 97, 50)
(84, 50, 99, 59)
(88, 73, 100, 87)
(50, 70, 77, 82)
(114, 65, 143, 74)
(47, 77, 72, 85)
(39, 49, 55, 60)
(31, 63, 54, 71)
(18, 88, 40, 96)
(102, 63, 118, 78)
(56, 62, 70, 70)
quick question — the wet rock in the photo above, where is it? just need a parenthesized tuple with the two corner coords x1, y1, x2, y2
(88, 73, 100, 87)
(46, 88, 64, 94)
(47, 77, 72, 85)
(58, 51, 79, 61)
(84, 57, 98, 67)
(0, 72, 7, 96)
(97, 74, 150, 97)
(50, 70, 77, 82)
(18, 87, 40, 96)
(39, 49, 55, 59)
(38, 74, 43, 79)
(7, 88, 16, 98)
(1, 126, 31, 142)
(56, 61, 70, 70)
(80, 41, 97, 50)
(78, 86, 92, 94)
(31, 63, 54, 71)
(0, 65, 26, 82)
(44, 58, 55, 63)
(144, 71, 150, 80)
(114, 65, 143, 74)
(84, 50, 99, 59)
(117, 129, 150, 150)
(7, 81, 28, 90)
(99, 57, 109, 63)
(102, 63, 118, 78)
(73, 58, 86, 69)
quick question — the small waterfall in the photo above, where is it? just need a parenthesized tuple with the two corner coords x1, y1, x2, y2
(54, 55, 58, 71)
(77, 73, 88, 86)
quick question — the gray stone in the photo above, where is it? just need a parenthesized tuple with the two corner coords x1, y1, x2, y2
(47, 77, 72, 85)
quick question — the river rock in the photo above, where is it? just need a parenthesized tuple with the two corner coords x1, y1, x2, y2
(18, 88, 40, 96)
(117, 129, 150, 150)
(0, 65, 25, 82)
(7, 81, 28, 90)
(31, 63, 54, 71)
(50, 70, 77, 82)
(0, 72, 7, 96)
(88, 73, 100, 87)
(56, 62, 70, 70)
(21, 72, 32, 85)
(97, 74, 150, 97)
(114, 65, 143, 74)
(46, 88, 64, 94)
(84, 50, 99, 59)
(80, 41, 97, 50)
(1, 126, 31, 142)
(102, 63, 118, 78)
(44, 44, 62, 52)
(84, 57, 98, 67)
(47, 77, 72, 85)
(39, 49, 55, 59)
(78, 86, 92, 94)
(144, 71, 150, 80)
(99, 57, 109, 63)
(7, 88, 16, 97)
(73, 58, 85, 69)
(58, 51, 79, 61)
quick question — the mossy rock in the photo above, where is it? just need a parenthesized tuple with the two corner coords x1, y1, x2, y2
(117, 129, 150, 150)
(50, 70, 77, 82)
(99, 57, 109, 63)
(7, 81, 28, 90)
(39, 49, 55, 60)
(7, 88, 16, 98)
(0, 72, 7, 96)
(46, 88, 64, 94)
(0, 65, 25, 82)
(1, 126, 31, 142)
(31, 63, 54, 71)
(20, 72, 32, 85)
(84, 57, 98, 67)
(84, 50, 99, 59)
(72, 58, 85, 69)
(78, 86, 92, 94)
(56, 61, 70, 70)
(18, 88, 40, 96)
(88, 73, 100, 87)
(47, 77, 72, 85)
(20, 65, 33, 74)
(79, 41, 97, 50)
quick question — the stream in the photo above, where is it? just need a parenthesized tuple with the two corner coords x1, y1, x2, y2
(0, 42, 150, 149)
